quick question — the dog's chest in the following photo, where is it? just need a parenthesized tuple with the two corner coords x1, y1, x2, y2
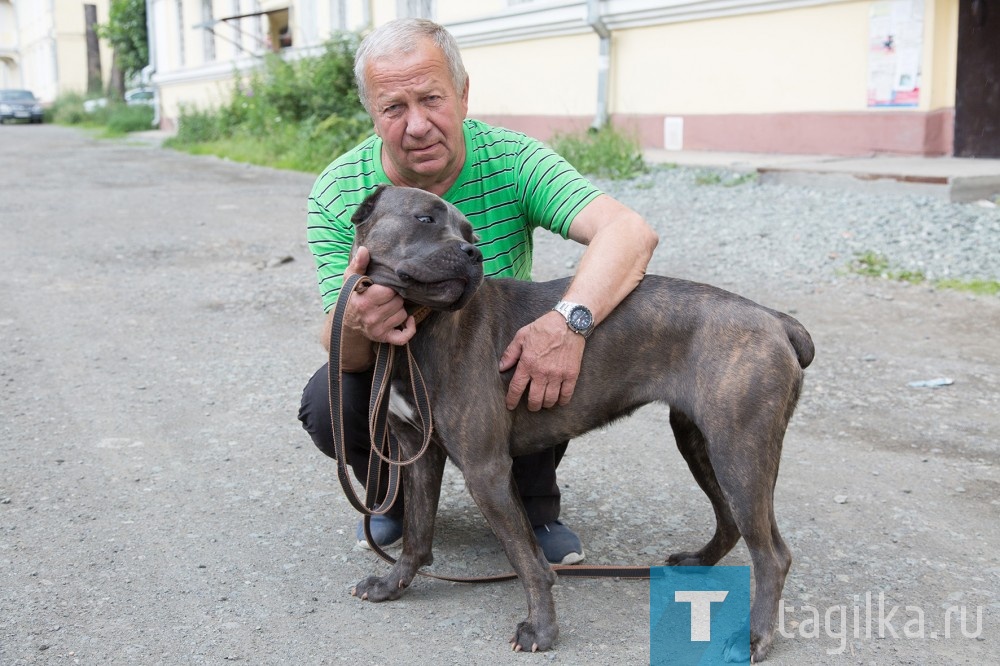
(388, 388, 421, 430)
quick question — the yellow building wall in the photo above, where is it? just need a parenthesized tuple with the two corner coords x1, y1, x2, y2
(461, 0, 957, 119)
(55, 0, 93, 94)
(159, 74, 235, 122)
(464, 32, 598, 117)
(925, 0, 958, 110)
(612, 2, 872, 116)
(8, 0, 112, 99)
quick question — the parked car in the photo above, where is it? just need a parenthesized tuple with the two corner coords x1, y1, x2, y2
(83, 88, 155, 113)
(0, 89, 44, 124)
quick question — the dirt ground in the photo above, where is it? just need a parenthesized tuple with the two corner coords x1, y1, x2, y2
(1, 125, 996, 665)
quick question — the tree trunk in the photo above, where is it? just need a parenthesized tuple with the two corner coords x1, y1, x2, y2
(84, 4, 102, 94)
(108, 51, 126, 100)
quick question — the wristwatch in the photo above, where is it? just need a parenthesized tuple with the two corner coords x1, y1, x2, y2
(553, 301, 595, 338)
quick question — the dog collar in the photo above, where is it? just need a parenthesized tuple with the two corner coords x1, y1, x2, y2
(409, 305, 433, 326)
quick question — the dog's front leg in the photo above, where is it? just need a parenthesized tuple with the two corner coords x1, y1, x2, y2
(463, 458, 559, 652)
(351, 436, 447, 602)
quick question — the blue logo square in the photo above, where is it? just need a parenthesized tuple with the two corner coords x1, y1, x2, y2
(650, 566, 751, 665)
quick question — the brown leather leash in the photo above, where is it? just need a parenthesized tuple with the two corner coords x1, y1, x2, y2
(328, 273, 651, 582)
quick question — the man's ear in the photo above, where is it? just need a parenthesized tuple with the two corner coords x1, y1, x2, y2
(351, 184, 389, 225)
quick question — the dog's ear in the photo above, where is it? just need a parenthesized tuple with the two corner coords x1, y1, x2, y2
(351, 184, 389, 226)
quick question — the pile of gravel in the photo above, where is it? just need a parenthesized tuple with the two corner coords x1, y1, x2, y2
(586, 166, 1000, 290)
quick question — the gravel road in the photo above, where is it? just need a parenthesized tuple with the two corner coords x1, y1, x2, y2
(1, 124, 997, 665)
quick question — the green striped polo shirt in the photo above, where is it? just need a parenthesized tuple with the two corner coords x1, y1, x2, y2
(307, 118, 603, 312)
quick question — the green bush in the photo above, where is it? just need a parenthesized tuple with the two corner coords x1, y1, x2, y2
(549, 125, 646, 180)
(105, 104, 155, 134)
(49, 91, 154, 134)
(47, 92, 91, 125)
(169, 33, 369, 172)
(292, 113, 373, 172)
(171, 104, 225, 143)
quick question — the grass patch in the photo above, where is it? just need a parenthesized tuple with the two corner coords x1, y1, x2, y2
(548, 125, 646, 180)
(694, 169, 757, 187)
(934, 278, 1000, 296)
(165, 112, 371, 174)
(849, 251, 891, 278)
(848, 251, 925, 283)
(847, 251, 999, 294)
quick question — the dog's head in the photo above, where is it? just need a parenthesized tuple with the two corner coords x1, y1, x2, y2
(351, 185, 484, 310)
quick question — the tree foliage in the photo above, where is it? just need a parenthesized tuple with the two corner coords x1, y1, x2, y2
(98, 0, 149, 82)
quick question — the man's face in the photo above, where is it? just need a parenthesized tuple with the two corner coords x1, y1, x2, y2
(365, 38, 469, 194)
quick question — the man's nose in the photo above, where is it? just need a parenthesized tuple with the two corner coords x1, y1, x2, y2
(404, 106, 432, 137)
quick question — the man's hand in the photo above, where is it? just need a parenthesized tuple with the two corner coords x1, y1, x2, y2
(323, 246, 416, 370)
(498, 311, 586, 411)
(493, 194, 656, 410)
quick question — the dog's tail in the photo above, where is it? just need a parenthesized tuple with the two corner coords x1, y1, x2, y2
(777, 312, 815, 369)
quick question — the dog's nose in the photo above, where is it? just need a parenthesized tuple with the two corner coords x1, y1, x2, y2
(460, 243, 483, 263)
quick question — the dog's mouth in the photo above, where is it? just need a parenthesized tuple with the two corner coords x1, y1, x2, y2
(360, 237, 484, 311)
(396, 274, 477, 311)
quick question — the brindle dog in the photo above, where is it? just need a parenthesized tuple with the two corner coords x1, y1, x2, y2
(344, 185, 813, 662)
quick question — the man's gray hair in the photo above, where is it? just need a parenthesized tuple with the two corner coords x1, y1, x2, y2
(354, 18, 468, 114)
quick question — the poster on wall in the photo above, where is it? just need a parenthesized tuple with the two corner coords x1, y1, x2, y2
(867, 0, 924, 107)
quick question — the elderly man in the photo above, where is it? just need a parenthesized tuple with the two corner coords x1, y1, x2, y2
(299, 18, 658, 565)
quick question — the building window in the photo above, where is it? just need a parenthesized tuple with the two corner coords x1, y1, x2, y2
(266, 8, 291, 51)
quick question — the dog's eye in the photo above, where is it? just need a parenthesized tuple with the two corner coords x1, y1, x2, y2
(415, 215, 434, 224)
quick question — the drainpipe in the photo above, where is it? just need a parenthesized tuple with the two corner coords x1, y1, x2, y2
(142, 0, 160, 127)
(49, 0, 58, 100)
(586, 0, 610, 131)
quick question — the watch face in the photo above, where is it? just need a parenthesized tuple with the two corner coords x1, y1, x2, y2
(568, 306, 594, 332)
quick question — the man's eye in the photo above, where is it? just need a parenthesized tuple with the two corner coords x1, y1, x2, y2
(415, 215, 433, 224)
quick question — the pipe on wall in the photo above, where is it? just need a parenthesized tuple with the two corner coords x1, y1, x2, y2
(586, 0, 610, 131)
(142, 0, 159, 127)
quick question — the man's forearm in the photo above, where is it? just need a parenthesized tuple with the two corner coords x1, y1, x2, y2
(564, 201, 659, 325)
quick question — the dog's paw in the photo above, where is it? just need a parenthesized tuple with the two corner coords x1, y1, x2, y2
(351, 575, 407, 603)
(665, 550, 706, 566)
(748, 631, 773, 664)
(509, 619, 558, 653)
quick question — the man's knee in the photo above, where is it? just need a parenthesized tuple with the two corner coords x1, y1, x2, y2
(298, 364, 374, 461)
(299, 364, 335, 458)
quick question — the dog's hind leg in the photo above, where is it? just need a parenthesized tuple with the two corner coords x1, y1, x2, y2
(665, 409, 741, 566)
(707, 430, 792, 664)
(352, 436, 447, 602)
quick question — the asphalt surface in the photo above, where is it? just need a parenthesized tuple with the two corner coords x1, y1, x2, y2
(1, 124, 997, 665)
